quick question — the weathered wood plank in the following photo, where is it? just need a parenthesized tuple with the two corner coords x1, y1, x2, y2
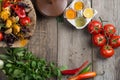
(27, 15, 58, 63)
(57, 0, 92, 80)
(92, 0, 120, 80)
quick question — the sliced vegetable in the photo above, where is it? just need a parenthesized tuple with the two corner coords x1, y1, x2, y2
(13, 24, 20, 34)
(6, 19, 12, 28)
(0, 9, 10, 21)
(2, 1, 13, 8)
(12, 5, 26, 18)
(5, 28, 12, 34)
(61, 60, 88, 75)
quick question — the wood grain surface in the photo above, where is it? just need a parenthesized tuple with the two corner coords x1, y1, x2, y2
(0, 0, 120, 80)
(28, 0, 120, 80)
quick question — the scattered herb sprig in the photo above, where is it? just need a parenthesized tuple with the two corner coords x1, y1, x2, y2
(0, 48, 62, 80)
(56, 14, 64, 23)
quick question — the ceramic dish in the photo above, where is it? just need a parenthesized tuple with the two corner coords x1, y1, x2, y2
(64, 0, 97, 29)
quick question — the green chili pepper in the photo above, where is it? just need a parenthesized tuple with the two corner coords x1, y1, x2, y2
(80, 63, 92, 74)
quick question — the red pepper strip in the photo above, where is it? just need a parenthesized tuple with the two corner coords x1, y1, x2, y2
(2, 1, 13, 8)
(61, 60, 89, 75)
(12, 5, 26, 18)
(68, 72, 97, 80)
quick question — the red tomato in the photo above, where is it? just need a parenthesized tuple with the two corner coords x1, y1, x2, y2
(100, 45, 114, 58)
(103, 24, 116, 37)
(0, 32, 3, 41)
(88, 20, 102, 35)
(109, 35, 120, 48)
(20, 17, 31, 26)
(92, 34, 106, 47)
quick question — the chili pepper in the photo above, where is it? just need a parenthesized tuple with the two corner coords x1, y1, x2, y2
(80, 63, 91, 74)
(68, 72, 97, 80)
(61, 60, 88, 75)
(12, 5, 26, 18)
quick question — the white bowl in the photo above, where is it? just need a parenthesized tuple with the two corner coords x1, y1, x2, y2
(64, 0, 97, 29)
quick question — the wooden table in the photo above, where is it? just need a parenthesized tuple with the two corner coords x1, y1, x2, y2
(0, 0, 120, 80)
(27, 0, 120, 80)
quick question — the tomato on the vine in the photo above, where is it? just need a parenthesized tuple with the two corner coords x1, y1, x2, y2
(0, 32, 3, 41)
(88, 20, 102, 35)
(100, 45, 114, 58)
(92, 34, 106, 47)
(109, 35, 120, 48)
(20, 17, 31, 26)
(103, 24, 116, 37)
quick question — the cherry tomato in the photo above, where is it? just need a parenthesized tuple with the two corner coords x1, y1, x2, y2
(100, 45, 114, 58)
(20, 17, 31, 26)
(0, 32, 3, 41)
(109, 35, 120, 48)
(92, 34, 106, 47)
(88, 20, 102, 35)
(103, 24, 116, 37)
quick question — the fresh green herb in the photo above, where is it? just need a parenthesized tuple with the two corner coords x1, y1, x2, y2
(0, 48, 62, 80)
(0, 23, 5, 30)
(56, 14, 64, 23)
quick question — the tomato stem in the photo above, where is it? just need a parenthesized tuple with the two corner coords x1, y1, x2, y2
(99, 17, 108, 27)
(99, 17, 110, 44)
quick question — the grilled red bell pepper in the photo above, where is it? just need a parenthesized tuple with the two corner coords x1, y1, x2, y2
(2, 1, 13, 8)
(61, 60, 89, 75)
(12, 5, 26, 18)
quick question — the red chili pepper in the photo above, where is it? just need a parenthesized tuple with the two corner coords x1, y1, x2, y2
(61, 60, 89, 75)
(68, 72, 97, 80)
(12, 5, 26, 18)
